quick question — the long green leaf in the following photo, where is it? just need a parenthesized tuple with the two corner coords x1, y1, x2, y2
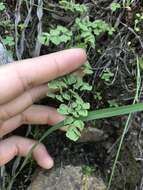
(83, 102, 143, 121)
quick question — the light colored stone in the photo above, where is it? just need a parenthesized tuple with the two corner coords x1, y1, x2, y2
(78, 127, 108, 143)
(0, 43, 13, 65)
(28, 165, 106, 190)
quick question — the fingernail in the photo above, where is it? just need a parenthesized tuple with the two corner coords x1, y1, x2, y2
(45, 157, 54, 169)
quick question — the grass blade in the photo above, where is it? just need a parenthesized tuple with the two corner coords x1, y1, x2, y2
(83, 102, 143, 121)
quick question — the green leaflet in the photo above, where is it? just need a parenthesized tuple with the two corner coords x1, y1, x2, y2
(0, 3, 6, 11)
(66, 120, 85, 141)
(110, 3, 121, 12)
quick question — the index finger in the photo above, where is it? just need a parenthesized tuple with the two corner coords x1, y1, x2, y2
(0, 48, 86, 104)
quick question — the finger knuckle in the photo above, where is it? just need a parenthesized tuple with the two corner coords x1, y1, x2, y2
(15, 66, 34, 91)
(53, 56, 62, 76)
(0, 106, 12, 121)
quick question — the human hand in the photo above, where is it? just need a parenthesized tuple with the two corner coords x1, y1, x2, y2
(0, 48, 86, 169)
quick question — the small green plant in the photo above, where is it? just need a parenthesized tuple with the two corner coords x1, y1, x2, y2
(59, 0, 88, 14)
(18, 23, 27, 31)
(75, 18, 115, 48)
(38, 26, 72, 46)
(0, 20, 14, 28)
(2, 36, 15, 47)
(47, 62, 93, 141)
(134, 13, 143, 32)
(0, 3, 14, 30)
(108, 100, 119, 108)
(0, 2, 6, 12)
(101, 68, 114, 82)
(110, 3, 121, 12)
(94, 92, 102, 101)
(82, 165, 95, 176)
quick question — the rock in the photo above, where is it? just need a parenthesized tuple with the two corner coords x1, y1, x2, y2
(28, 165, 106, 190)
(78, 127, 108, 143)
(0, 43, 13, 65)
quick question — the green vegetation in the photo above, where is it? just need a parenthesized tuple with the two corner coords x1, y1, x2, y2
(82, 165, 95, 176)
(0, 2, 5, 11)
(101, 68, 114, 82)
(38, 26, 72, 46)
(37, 1, 115, 141)
(39, 17, 114, 49)
(2, 36, 15, 47)
(110, 3, 121, 12)
(74, 18, 114, 48)
(108, 100, 119, 108)
(59, 0, 88, 14)
(47, 62, 93, 141)
(134, 13, 143, 32)
(94, 92, 102, 101)
(0, 2, 14, 55)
